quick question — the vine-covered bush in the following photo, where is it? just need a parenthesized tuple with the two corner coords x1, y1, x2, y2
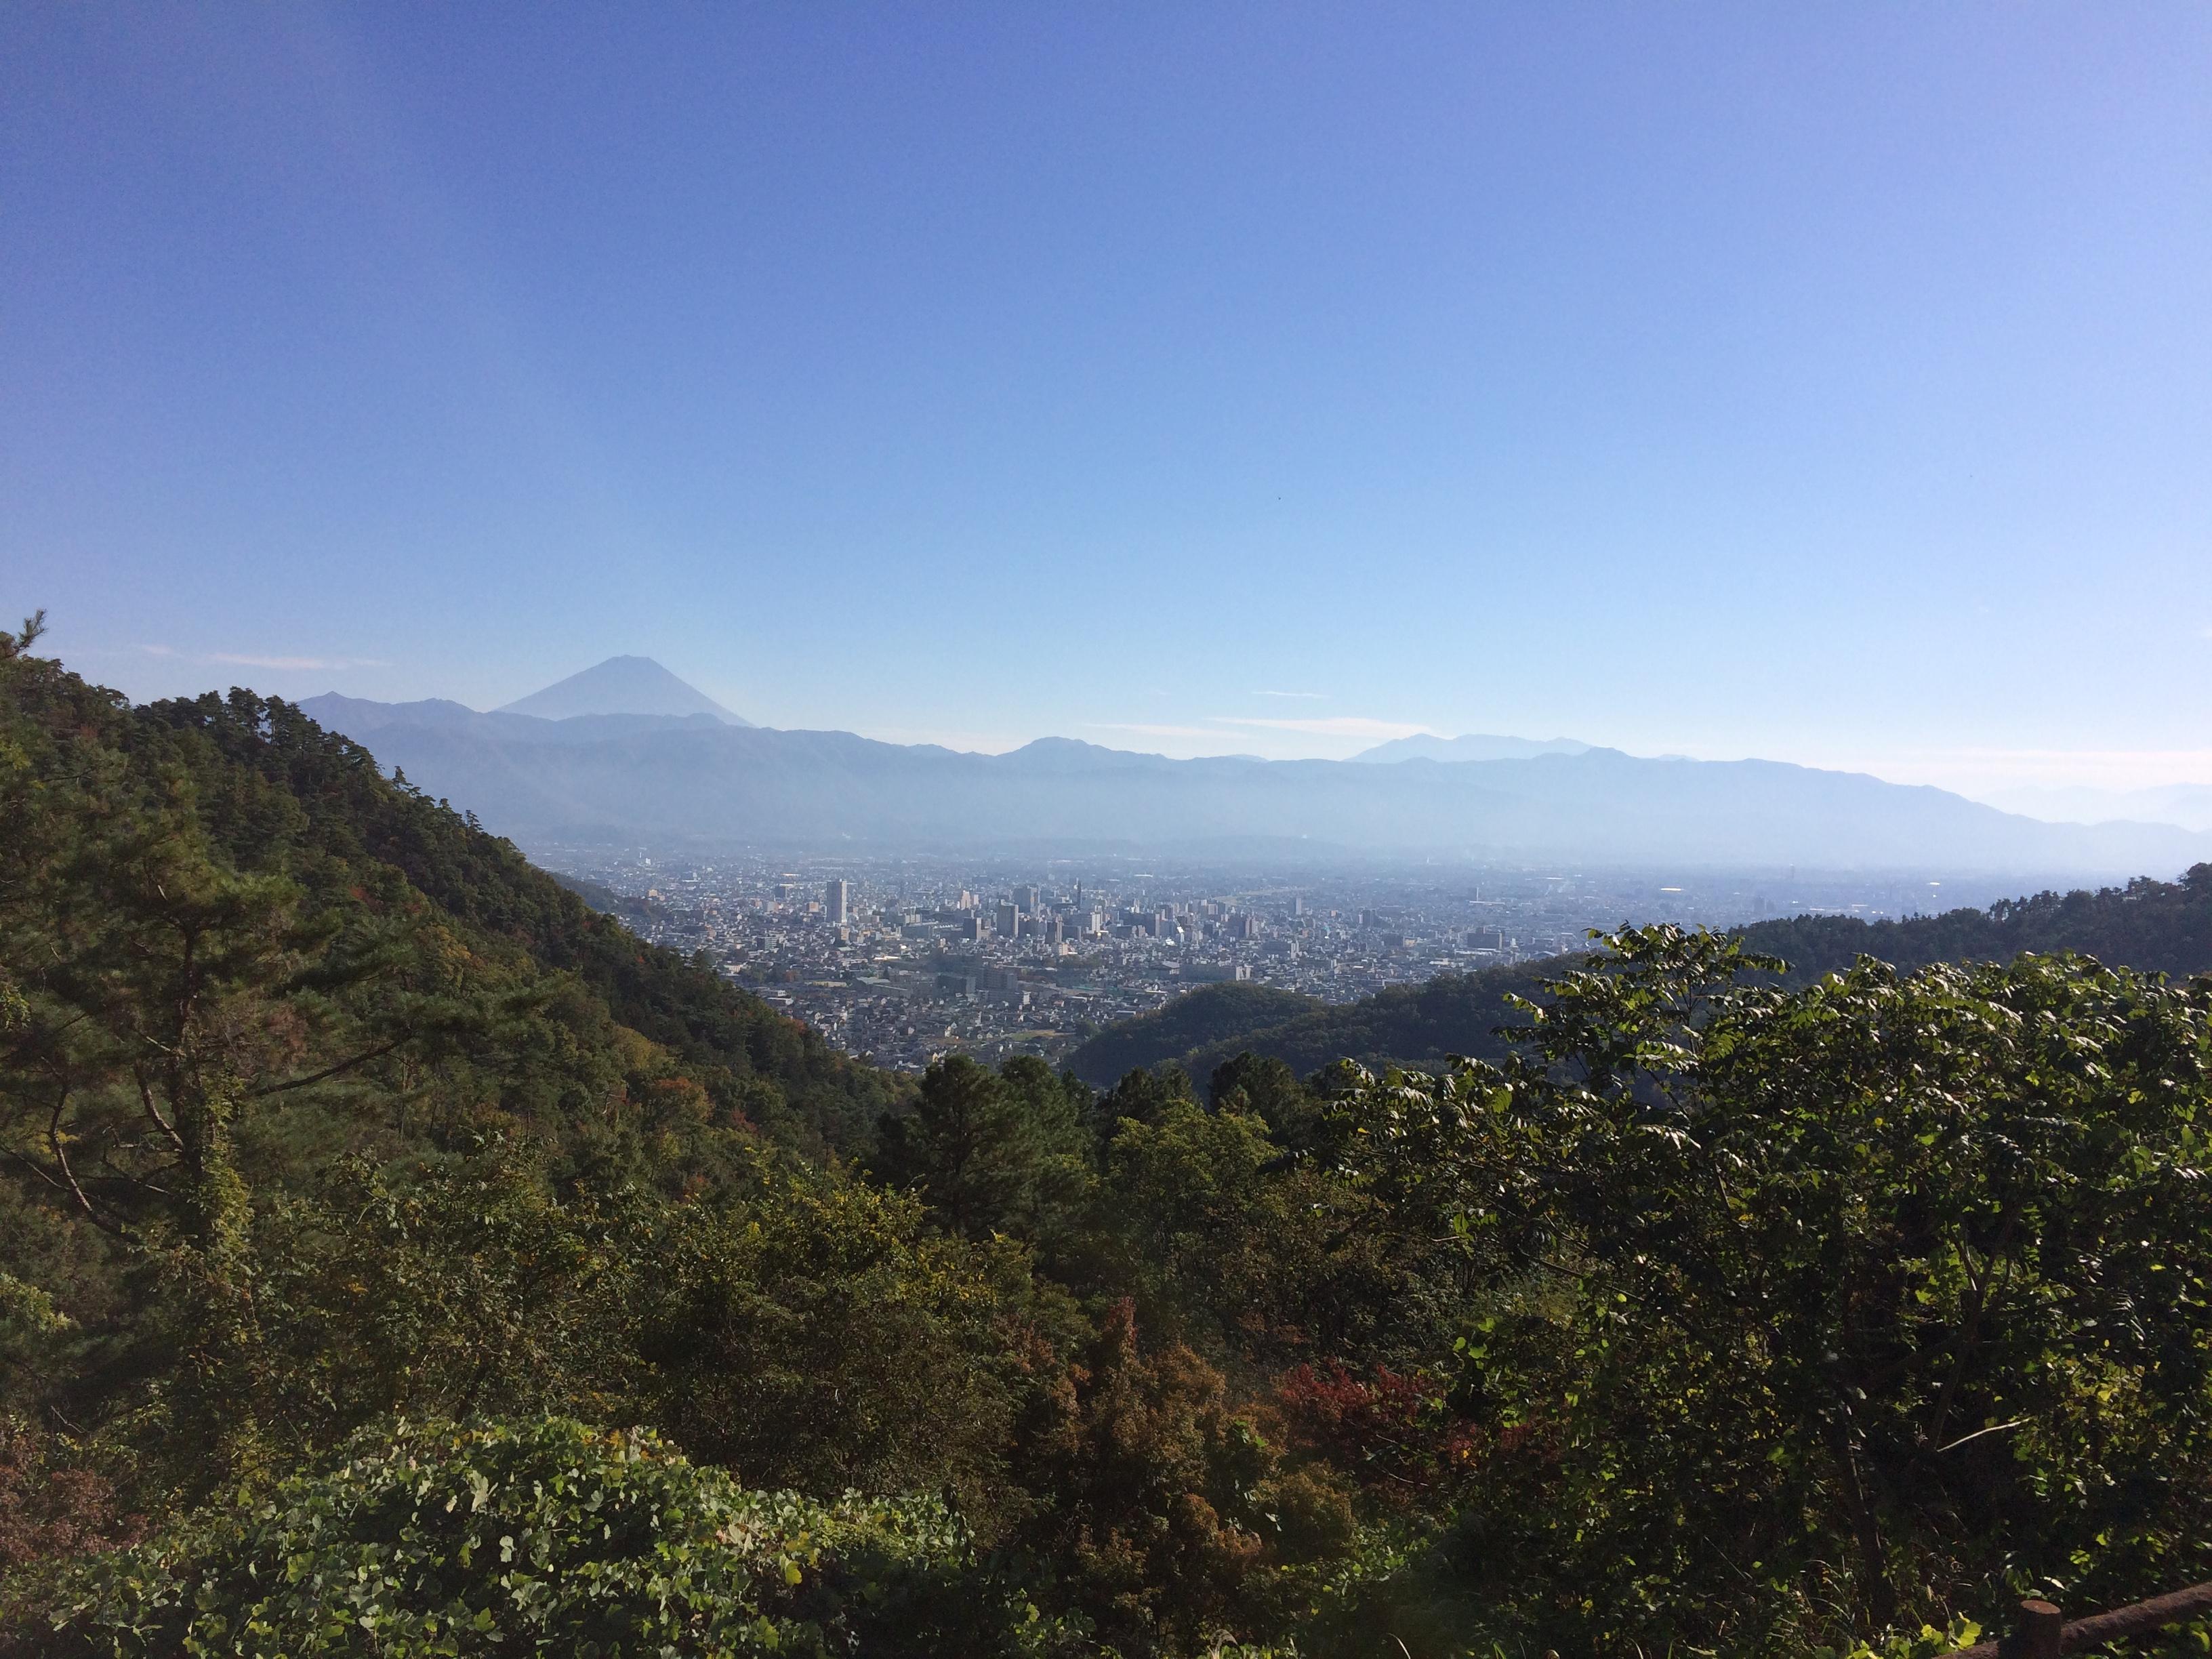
(1, 1417, 1057, 1658)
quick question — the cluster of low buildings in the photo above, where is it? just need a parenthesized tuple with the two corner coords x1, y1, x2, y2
(543, 848, 1952, 1073)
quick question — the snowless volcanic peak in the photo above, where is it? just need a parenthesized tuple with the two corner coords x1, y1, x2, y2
(496, 656, 750, 725)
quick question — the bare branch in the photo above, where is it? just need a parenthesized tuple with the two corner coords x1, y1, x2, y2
(248, 1034, 409, 1099)
(2, 1143, 73, 1197)
(1933, 1417, 2026, 1456)
(45, 1087, 125, 1237)
(95, 1147, 176, 1199)
(134, 1063, 186, 1153)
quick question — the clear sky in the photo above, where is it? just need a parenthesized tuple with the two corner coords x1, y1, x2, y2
(6, 4, 2209, 792)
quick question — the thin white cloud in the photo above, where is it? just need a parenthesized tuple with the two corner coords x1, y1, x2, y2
(1208, 714, 1436, 741)
(209, 653, 392, 672)
(1814, 745, 2212, 794)
(1252, 689, 1328, 700)
(132, 646, 390, 672)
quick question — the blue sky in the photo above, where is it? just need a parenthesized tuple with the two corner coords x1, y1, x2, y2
(6, 4, 2209, 792)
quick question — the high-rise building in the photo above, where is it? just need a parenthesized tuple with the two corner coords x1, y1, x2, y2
(824, 879, 849, 925)
(1012, 884, 1040, 915)
(996, 901, 1020, 937)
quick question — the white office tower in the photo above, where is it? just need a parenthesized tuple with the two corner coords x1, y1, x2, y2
(825, 878, 849, 925)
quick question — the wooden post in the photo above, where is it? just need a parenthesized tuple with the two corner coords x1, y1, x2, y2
(2005, 1598, 2062, 1659)
(1936, 1581, 2212, 1659)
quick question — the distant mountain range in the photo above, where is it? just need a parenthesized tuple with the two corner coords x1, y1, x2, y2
(1982, 782, 2212, 834)
(1351, 733, 1593, 762)
(291, 661, 2212, 876)
(298, 693, 733, 747)
(300, 655, 751, 750)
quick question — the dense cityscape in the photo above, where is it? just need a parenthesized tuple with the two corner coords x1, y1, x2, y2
(533, 845, 1997, 1071)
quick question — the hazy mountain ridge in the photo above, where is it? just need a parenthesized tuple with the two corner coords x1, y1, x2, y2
(298, 693, 731, 748)
(295, 697, 2212, 874)
(299, 657, 754, 741)
(1982, 781, 2212, 833)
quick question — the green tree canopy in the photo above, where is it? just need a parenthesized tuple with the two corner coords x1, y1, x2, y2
(1340, 924, 2212, 1652)
(873, 1055, 1092, 1248)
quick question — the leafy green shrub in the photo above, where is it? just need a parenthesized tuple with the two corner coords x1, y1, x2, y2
(626, 1156, 1063, 1528)
(1, 1416, 1057, 1658)
(1339, 926, 2212, 1654)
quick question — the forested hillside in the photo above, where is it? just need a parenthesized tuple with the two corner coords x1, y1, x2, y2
(131, 680, 899, 1151)
(12, 630, 2212, 1657)
(1086, 868, 2212, 1086)
(1069, 960, 1565, 1087)
(0, 638, 890, 1160)
(1064, 981, 1317, 1086)
(1740, 866, 2212, 981)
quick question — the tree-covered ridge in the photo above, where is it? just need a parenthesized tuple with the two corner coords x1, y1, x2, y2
(5, 649, 890, 1151)
(1068, 961, 1561, 1088)
(1739, 864, 2212, 982)
(129, 675, 899, 1151)
(1081, 866, 2212, 1086)
(1064, 981, 1317, 1086)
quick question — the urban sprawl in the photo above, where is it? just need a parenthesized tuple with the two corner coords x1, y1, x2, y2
(531, 850, 1975, 1073)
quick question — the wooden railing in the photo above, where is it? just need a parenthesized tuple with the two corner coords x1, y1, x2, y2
(1939, 1583, 2212, 1658)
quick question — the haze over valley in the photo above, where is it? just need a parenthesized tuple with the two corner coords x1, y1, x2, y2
(288, 655, 2212, 1080)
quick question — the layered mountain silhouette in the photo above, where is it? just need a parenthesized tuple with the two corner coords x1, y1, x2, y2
(291, 680, 2211, 875)
(1984, 782, 2212, 834)
(300, 657, 752, 749)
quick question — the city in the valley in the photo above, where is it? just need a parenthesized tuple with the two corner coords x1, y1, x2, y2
(535, 846, 1982, 1072)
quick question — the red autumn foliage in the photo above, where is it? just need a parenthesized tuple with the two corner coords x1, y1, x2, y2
(1014, 1298, 1279, 1653)
(1271, 1360, 1479, 1504)
(0, 1421, 141, 1572)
